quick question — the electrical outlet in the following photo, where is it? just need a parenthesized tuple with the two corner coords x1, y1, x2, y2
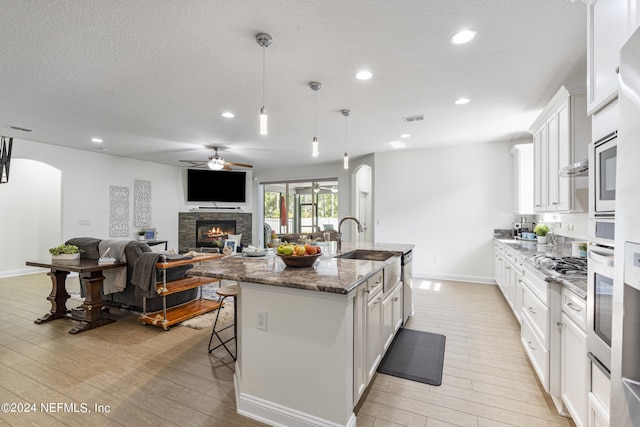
(257, 312, 267, 330)
(79, 219, 90, 226)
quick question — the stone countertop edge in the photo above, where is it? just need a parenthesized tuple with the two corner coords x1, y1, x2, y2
(187, 242, 415, 295)
(495, 238, 587, 299)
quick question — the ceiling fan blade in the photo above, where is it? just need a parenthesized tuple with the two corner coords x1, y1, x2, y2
(223, 165, 233, 171)
(225, 161, 253, 168)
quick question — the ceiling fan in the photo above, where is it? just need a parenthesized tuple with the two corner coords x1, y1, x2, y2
(179, 146, 253, 171)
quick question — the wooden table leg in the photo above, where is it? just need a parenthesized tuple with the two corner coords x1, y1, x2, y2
(34, 270, 70, 324)
(68, 271, 114, 334)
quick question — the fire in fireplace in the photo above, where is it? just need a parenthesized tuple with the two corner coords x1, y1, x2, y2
(196, 220, 237, 247)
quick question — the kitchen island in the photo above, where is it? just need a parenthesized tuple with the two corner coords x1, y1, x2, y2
(188, 242, 413, 427)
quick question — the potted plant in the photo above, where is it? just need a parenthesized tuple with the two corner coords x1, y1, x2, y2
(578, 243, 587, 258)
(49, 244, 81, 261)
(137, 230, 146, 240)
(534, 224, 550, 244)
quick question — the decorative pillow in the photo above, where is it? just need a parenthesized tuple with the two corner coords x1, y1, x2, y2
(227, 233, 242, 243)
(149, 243, 166, 253)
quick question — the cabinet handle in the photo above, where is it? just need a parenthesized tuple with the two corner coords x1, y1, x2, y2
(373, 299, 381, 305)
(616, 66, 620, 74)
(528, 307, 536, 315)
(566, 302, 582, 312)
(505, 266, 511, 270)
(552, 202, 559, 205)
(393, 297, 399, 302)
(364, 289, 370, 294)
(527, 341, 536, 351)
(557, 321, 564, 327)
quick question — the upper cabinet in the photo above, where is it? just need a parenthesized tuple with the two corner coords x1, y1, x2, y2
(511, 144, 534, 215)
(587, 0, 632, 115)
(529, 86, 591, 213)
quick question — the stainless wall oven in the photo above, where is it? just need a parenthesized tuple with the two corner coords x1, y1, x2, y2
(587, 244, 615, 373)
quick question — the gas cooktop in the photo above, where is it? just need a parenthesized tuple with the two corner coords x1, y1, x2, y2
(534, 255, 588, 276)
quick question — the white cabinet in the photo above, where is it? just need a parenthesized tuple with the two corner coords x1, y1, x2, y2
(354, 270, 383, 401)
(353, 282, 367, 403)
(520, 271, 552, 392)
(629, 0, 640, 34)
(382, 282, 403, 352)
(366, 291, 383, 383)
(588, 0, 628, 115)
(511, 143, 534, 214)
(529, 86, 590, 213)
(560, 288, 588, 427)
(588, 362, 611, 427)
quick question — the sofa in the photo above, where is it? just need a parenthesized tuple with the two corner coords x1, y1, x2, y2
(65, 237, 197, 313)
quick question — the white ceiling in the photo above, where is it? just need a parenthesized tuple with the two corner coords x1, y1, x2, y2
(0, 0, 587, 170)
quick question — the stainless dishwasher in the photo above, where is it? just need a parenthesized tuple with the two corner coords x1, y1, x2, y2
(402, 250, 413, 323)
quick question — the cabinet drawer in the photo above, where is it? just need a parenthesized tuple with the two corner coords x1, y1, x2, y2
(562, 288, 587, 331)
(522, 316, 550, 392)
(522, 285, 550, 347)
(521, 270, 549, 305)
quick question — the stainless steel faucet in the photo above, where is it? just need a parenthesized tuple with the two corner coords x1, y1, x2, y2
(336, 216, 365, 253)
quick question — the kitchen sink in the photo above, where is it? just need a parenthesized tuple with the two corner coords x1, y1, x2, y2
(335, 250, 395, 261)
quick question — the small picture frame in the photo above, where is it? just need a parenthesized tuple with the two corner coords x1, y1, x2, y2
(144, 228, 156, 240)
(224, 239, 237, 253)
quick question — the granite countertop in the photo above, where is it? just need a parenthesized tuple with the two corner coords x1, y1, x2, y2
(188, 242, 414, 295)
(495, 238, 587, 299)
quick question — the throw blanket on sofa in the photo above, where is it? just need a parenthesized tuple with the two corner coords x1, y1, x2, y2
(99, 239, 129, 294)
(131, 252, 161, 298)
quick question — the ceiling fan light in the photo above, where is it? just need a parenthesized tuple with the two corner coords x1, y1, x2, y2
(208, 159, 225, 170)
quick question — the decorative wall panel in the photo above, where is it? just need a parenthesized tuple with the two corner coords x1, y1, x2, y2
(109, 185, 129, 237)
(134, 179, 152, 227)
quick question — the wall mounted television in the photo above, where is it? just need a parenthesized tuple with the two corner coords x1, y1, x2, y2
(187, 169, 247, 203)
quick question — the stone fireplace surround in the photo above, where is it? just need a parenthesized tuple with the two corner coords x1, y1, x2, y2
(179, 211, 252, 253)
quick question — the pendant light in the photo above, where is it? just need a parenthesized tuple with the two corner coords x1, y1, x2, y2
(256, 33, 272, 135)
(341, 109, 351, 169)
(309, 81, 322, 157)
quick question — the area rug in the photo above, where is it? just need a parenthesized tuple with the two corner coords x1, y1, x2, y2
(377, 328, 446, 386)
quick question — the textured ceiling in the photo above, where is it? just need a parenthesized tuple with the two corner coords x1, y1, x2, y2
(0, 0, 587, 170)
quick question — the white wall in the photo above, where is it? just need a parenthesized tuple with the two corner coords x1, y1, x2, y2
(0, 159, 62, 276)
(5, 138, 183, 277)
(374, 141, 515, 283)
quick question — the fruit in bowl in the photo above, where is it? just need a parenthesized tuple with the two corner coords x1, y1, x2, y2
(276, 243, 322, 268)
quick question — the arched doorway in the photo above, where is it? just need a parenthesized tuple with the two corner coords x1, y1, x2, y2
(353, 165, 373, 243)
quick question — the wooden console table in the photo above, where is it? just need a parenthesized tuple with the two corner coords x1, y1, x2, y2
(138, 253, 225, 330)
(26, 259, 126, 334)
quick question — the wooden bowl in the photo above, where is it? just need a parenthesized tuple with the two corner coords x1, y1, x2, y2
(276, 252, 321, 268)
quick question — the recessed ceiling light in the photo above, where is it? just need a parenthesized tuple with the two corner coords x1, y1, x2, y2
(455, 98, 470, 105)
(91, 138, 103, 143)
(400, 134, 411, 139)
(221, 112, 235, 118)
(450, 29, 477, 45)
(355, 70, 373, 80)
(389, 140, 406, 149)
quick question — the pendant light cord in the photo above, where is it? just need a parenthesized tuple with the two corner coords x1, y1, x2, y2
(262, 48, 266, 108)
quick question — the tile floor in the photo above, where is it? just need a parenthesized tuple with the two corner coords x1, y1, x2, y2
(0, 274, 574, 426)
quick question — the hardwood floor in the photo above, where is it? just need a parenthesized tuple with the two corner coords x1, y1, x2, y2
(0, 274, 574, 426)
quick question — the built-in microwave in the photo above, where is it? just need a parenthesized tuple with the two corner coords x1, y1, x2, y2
(591, 131, 617, 215)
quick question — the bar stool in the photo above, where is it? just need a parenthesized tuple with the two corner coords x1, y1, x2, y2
(208, 284, 238, 360)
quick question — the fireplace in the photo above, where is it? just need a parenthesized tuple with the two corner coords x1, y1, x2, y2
(196, 220, 236, 247)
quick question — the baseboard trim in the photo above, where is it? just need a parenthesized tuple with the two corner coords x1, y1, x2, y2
(234, 364, 356, 427)
(0, 267, 44, 279)
(413, 271, 496, 285)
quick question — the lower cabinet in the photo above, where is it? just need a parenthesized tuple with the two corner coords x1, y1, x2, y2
(382, 282, 403, 352)
(561, 312, 588, 427)
(588, 360, 611, 427)
(366, 290, 383, 383)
